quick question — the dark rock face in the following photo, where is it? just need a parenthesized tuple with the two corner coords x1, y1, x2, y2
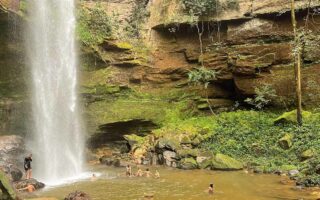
(88, 119, 158, 149)
(64, 191, 91, 200)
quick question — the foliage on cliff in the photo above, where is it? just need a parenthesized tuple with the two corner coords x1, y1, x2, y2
(77, 4, 115, 46)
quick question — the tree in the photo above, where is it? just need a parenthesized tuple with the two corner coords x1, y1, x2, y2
(188, 67, 219, 114)
(245, 85, 277, 110)
(290, 0, 302, 126)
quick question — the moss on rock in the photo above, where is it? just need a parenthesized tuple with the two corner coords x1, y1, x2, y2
(176, 149, 199, 159)
(301, 149, 315, 161)
(278, 133, 294, 150)
(0, 170, 17, 200)
(211, 153, 243, 170)
(274, 110, 312, 125)
(124, 134, 147, 149)
(178, 158, 198, 170)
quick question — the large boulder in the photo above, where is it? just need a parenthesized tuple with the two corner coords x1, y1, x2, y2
(64, 191, 90, 200)
(0, 170, 17, 200)
(274, 110, 312, 125)
(162, 151, 177, 167)
(178, 158, 198, 170)
(155, 138, 179, 152)
(278, 133, 294, 150)
(210, 153, 243, 170)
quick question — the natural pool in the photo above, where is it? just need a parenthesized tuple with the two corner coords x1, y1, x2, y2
(28, 165, 318, 200)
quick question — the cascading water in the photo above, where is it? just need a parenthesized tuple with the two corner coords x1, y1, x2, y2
(26, 0, 84, 183)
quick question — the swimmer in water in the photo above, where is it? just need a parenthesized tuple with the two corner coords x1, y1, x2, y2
(136, 168, 143, 177)
(144, 168, 152, 178)
(208, 183, 214, 194)
(154, 170, 160, 179)
(91, 173, 97, 181)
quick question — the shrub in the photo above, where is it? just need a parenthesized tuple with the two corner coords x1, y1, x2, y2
(77, 4, 113, 46)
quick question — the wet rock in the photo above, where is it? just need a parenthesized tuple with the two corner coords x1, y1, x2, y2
(64, 191, 90, 200)
(288, 169, 299, 177)
(211, 153, 243, 171)
(178, 158, 198, 170)
(300, 149, 315, 161)
(14, 178, 45, 191)
(162, 151, 177, 167)
(0, 170, 18, 200)
(278, 133, 294, 150)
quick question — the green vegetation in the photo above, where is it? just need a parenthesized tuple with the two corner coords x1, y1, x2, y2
(152, 108, 320, 183)
(181, 0, 239, 17)
(77, 4, 114, 46)
(245, 85, 277, 110)
(181, 0, 220, 16)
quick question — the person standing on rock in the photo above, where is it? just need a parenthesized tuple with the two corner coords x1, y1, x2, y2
(24, 154, 32, 179)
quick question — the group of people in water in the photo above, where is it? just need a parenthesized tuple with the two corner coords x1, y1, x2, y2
(124, 164, 160, 179)
(20, 154, 214, 196)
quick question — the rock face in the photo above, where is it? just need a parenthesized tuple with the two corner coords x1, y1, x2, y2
(0, 135, 25, 182)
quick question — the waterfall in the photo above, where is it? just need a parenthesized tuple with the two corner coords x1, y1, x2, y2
(26, 0, 84, 183)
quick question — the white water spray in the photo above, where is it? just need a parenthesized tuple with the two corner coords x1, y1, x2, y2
(27, 0, 84, 183)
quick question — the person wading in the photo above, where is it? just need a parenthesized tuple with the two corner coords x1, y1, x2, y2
(24, 154, 32, 179)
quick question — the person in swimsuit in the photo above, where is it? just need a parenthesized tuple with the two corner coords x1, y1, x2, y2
(24, 154, 32, 179)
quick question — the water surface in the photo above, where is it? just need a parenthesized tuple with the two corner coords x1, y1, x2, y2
(31, 165, 318, 200)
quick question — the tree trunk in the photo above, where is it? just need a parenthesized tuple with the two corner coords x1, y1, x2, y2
(290, 0, 302, 126)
